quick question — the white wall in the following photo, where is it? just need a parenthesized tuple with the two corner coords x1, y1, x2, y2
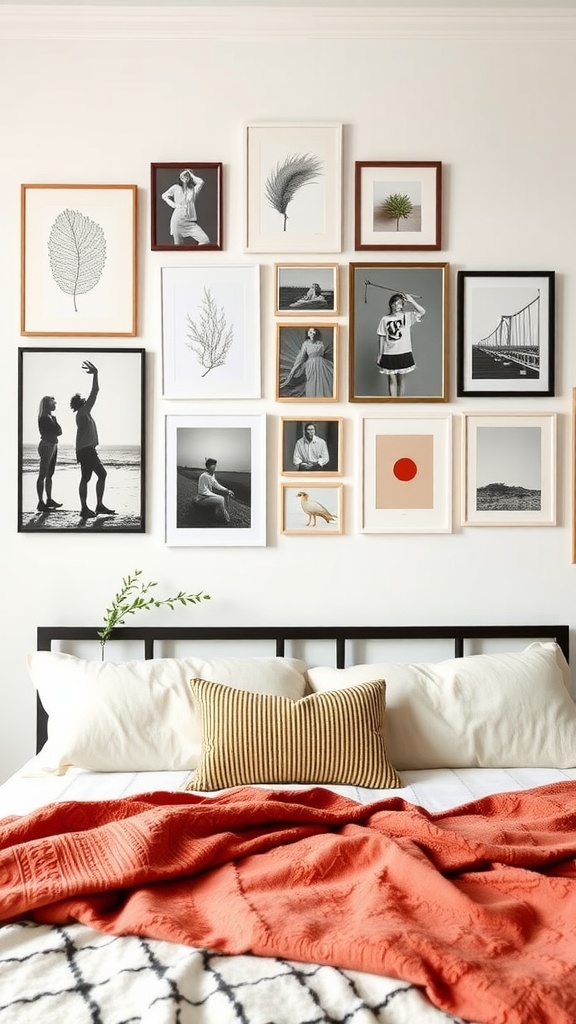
(1, 5, 575, 781)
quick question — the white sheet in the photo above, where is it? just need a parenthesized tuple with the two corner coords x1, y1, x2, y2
(2, 756, 576, 817)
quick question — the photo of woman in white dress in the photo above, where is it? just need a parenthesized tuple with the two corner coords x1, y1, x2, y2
(278, 325, 338, 401)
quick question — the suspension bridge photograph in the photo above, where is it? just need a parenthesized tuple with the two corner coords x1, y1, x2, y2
(457, 270, 555, 397)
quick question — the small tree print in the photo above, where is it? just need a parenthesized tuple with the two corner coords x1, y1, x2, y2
(185, 286, 234, 376)
(381, 193, 414, 231)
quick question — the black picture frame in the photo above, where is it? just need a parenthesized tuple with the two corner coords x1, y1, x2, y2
(151, 162, 223, 251)
(456, 271, 555, 397)
(18, 347, 145, 533)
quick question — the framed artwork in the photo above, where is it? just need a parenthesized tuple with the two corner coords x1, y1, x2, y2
(462, 412, 556, 527)
(274, 263, 339, 315)
(246, 122, 342, 252)
(151, 162, 222, 251)
(355, 161, 442, 251)
(361, 415, 452, 534)
(18, 347, 145, 533)
(21, 184, 137, 336)
(162, 265, 260, 399)
(349, 262, 448, 402)
(276, 323, 338, 402)
(281, 483, 343, 535)
(165, 413, 266, 547)
(457, 270, 555, 397)
(280, 417, 342, 476)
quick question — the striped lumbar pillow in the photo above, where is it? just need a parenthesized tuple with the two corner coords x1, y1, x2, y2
(186, 676, 401, 791)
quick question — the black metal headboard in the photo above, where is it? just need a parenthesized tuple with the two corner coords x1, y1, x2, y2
(35, 623, 570, 753)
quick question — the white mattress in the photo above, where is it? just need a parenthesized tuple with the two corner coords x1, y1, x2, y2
(2, 756, 576, 818)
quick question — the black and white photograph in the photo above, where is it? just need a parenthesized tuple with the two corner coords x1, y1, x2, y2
(276, 323, 338, 402)
(457, 271, 555, 397)
(18, 348, 145, 533)
(463, 412, 556, 526)
(165, 414, 266, 547)
(162, 265, 260, 399)
(21, 184, 137, 336)
(151, 163, 222, 251)
(280, 418, 342, 476)
(349, 262, 448, 402)
(274, 263, 339, 315)
(246, 123, 342, 252)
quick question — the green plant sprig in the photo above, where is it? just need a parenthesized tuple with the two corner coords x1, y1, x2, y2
(98, 569, 210, 652)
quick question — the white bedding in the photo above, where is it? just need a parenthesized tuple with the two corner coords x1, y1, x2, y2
(3, 757, 576, 817)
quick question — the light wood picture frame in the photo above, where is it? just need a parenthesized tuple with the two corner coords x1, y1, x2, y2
(281, 483, 343, 535)
(276, 323, 338, 402)
(274, 263, 339, 315)
(462, 412, 556, 527)
(21, 184, 137, 336)
(280, 417, 342, 476)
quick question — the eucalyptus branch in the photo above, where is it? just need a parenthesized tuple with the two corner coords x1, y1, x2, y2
(97, 569, 210, 655)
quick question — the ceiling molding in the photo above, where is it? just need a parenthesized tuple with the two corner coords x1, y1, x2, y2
(1, 5, 576, 40)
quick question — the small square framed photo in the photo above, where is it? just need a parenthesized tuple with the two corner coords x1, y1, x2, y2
(21, 184, 137, 336)
(151, 163, 222, 251)
(281, 483, 343, 535)
(18, 347, 145, 533)
(354, 161, 442, 251)
(462, 412, 556, 527)
(162, 265, 260, 399)
(274, 263, 339, 315)
(246, 122, 342, 252)
(457, 271, 555, 397)
(349, 262, 448, 402)
(277, 323, 338, 401)
(361, 415, 452, 534)
(165, 413, 266, 547)
(280, 418, 342, 476)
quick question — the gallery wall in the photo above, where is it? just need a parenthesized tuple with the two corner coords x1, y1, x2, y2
(0, 5, 575, 781)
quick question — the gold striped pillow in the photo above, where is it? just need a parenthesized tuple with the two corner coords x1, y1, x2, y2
(186, 676, 401, 791)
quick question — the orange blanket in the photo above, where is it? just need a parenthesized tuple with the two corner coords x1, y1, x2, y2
(2, 782, 576, 1024)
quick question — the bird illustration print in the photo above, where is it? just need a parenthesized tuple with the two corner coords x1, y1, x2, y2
(296, 491, 338, 527)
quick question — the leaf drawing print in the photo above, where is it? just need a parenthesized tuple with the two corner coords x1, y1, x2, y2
(265, 153, 323, 231)
(48, 208, 107, 312)
(185, 287, 234, 376)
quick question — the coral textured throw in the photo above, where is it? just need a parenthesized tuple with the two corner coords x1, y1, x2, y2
(2, 783, 576, 1024)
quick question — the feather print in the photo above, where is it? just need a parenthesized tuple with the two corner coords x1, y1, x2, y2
(48, 208, 107, 312)
(264, 153, 323, 231)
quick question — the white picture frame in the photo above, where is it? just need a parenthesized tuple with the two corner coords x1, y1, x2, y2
(161, 265, 261, 399)
(361, 415, 452, 533)
(462, 412, 556, 526)
(246, 122, 342, 253)
(165, 413, 266, 547)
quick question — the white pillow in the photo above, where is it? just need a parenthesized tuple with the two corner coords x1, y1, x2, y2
(307, 642, 576, 770)
(27, 651, 308, 775)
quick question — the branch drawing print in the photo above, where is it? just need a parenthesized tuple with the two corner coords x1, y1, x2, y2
(185, 286, 234, 376)
(48, 208, 107, 312)
(265, 153, 323, 231)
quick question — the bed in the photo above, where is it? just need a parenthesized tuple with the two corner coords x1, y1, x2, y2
(1, 622, 576, 1024)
